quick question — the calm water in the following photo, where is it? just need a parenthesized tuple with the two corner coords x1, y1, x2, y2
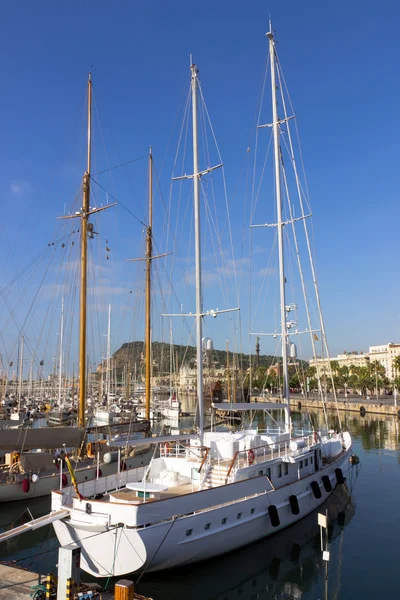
(0, 409, 398, 599)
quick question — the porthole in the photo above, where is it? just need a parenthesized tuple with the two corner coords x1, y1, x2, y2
(205, 523, 211, 530)
(186, 529, 193, 536)
(221, 517, 227, 524)
(251, 508, 255, 514)
(237, 512, 242, 519)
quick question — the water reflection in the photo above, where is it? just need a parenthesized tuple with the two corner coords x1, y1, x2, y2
(5, 409, 400, 599)
(292, 409, 400, 452)
(136, 486, 355, 600)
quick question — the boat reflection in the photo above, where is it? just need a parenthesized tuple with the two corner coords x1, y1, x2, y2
(136, 485, 355, 600)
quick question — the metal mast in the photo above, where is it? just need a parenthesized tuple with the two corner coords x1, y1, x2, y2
(78, 73, 92, 428)
(18, 335, 24, 411)
(267, 26, 290, 431)
(191, 64, 205, 443)
(58, 297, 64, 405)
(106, 303, 111, 406)
(145, 148, 153, 421)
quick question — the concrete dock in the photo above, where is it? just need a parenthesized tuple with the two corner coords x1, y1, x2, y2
(288, 396, 400, 416)
(0, 563, 151, 599)
(0, 564, 41, 600)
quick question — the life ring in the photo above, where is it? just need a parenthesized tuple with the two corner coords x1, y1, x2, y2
(248, 449, 255, 465)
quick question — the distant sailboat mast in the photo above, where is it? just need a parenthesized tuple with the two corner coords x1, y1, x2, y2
(106, 303, 111, 407)
(18, 335, 24, 411)
(267, 24, 290, 431)
(58, 297, 64, 405)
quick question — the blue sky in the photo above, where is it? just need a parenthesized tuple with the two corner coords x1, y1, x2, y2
(0, 0, 399, 373)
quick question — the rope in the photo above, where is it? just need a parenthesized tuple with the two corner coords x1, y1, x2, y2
(93, 155, 145, 176)
(136, 514, 180, 583)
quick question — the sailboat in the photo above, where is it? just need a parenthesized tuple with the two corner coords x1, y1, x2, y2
(0, 74, 151, 503)
(39, 27, 356, 578)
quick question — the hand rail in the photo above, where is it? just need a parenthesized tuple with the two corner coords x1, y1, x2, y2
(225, 450, 239, 482)
(225, 433, 315, 482)
(198, 446, 211, 473)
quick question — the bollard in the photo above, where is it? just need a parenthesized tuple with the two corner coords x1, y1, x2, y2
(66, 577, 75, 599)
(114, 578, 135, 600)
(45, 573, 55, 598)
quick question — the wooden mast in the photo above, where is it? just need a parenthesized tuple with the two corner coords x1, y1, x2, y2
(78, 72, 92, 429)
(145, 148, 153, 421)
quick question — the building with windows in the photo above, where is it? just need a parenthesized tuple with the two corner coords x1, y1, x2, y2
(309, 351, 369, 372)
(309, 342, 400, 379)
(369, 343, 400, 379)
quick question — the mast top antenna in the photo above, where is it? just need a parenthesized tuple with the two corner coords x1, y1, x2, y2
(267, 18, 274, 40)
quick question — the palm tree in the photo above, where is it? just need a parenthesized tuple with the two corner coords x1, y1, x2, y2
(330, 360, 340, 376)
(353, 366, 374, 399)
(339, 365, 350, 397)
(392, 356, 400, 405)
(393, 356, 400, 376)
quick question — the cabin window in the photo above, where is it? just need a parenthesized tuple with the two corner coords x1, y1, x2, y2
(251, 508, 255, 514)
(186, 529, 193, 536)
(205, 523, 211, 530)
(266, 467, 271, 479)
(284, 463, 288, 476)
(221, 517, 227, 524)
(258, 469, 264, 476)
(237, 512, 242, 519)
(310, 456, 313, 464)
(299, 460, 303, 469)
(305, 458, 308, 467)
(277, 464, 282, 478)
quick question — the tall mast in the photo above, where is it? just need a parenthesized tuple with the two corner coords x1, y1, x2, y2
(145, 148, 153, 421)
(267, 26, 290, 431)
(18, 335, 24, 411)
(28, 357, 33, 399)
(106, 303, 111, 406)
(226, 340, 230, 403)
(78, 72, 92, 429)
(191, 64, 204, 443)
(58, 297, 64, 405)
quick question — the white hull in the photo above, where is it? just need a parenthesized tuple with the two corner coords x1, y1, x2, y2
(53, 447, 352, 577)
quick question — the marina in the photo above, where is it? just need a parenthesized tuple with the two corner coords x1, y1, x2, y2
(1, 409, 398, 599)
(0, 2, 399, 599)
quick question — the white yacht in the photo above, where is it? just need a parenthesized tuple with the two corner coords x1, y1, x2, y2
(48, 25, 356, 578)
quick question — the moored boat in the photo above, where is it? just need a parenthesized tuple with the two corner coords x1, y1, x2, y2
(49, 26, 357, 577)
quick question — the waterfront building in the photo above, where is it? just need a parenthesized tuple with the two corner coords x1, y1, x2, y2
(368, 343, 400, 379)
(309, 342, 400, 379)
(309, 351, 369, 372)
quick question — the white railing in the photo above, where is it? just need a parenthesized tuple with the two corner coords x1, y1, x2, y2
(225, 433, 316, 482)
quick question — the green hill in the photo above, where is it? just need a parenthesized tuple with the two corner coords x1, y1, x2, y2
(102, 340, 282, 377)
